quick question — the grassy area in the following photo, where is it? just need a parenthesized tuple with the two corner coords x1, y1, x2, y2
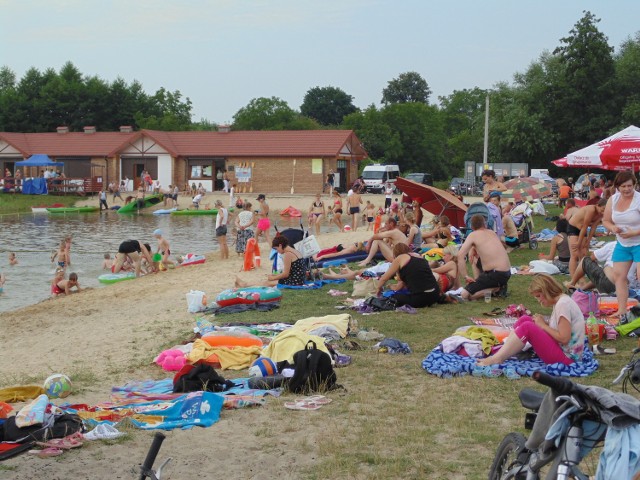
(211, 205, 635, 479)
(0, 193, 82, 214)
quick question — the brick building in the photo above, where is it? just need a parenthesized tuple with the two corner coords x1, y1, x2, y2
(0, 127, 368, 194)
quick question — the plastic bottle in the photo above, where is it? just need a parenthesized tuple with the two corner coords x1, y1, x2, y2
(587, 311, 599, 346)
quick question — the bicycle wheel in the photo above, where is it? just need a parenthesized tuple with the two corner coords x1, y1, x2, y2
(488, 432, 528, 480)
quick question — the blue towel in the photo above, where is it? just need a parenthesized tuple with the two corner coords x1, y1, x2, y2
(277, 278, 346, 289)
(422, 340, 599, 379)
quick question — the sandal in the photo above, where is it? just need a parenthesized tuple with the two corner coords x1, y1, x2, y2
(28, 447, 64, 458)
(284, 401, 322, 411)
(37, 433, 83, 450)
(296, 395, 332, 405)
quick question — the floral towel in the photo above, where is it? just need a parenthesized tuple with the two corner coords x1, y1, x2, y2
(422, 340, 599, 379)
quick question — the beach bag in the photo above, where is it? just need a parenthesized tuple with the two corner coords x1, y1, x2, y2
(364, 295, 398, 312)
(288, 341, 337, 394)
(1, 413, 83, 443)
(186, 290, 207, 313)
(571, 289, 599, 318)
(352, 278, 377, 298)
(172, 363, 234, 393)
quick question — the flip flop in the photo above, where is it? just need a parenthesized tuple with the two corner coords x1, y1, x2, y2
(284, 401, 322, 411)
(594, 344, 617, 355)
(296, 395, 332, 405)
(29, 447, 64, 458)
(37, 433, 83, 450)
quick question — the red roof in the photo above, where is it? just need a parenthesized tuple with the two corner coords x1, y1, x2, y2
(0, 129, 367, 159)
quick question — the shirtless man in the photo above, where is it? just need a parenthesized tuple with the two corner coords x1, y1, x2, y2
(153, 229, 174, 268)
(347, 189, 363, 231)
(560, 198, 579, 222)
(567, 198, 606, 276)
(482, 170, 507, 201)
(447, 214, 511, 302)
(357, 218, 408, 266)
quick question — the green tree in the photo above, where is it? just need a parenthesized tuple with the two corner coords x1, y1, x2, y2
(615, 32, 640, 127)
(381, 71, 431, 105)
(136, 87, 193, 131)
(300, 86, 357, 126)
(233, 96, 316, 130)
(551, 11, 618, 151)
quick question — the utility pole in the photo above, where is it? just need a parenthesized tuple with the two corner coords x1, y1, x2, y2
(483, 95, 489, 165)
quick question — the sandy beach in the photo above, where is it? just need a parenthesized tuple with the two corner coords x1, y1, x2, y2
(0, 191, 397, 479)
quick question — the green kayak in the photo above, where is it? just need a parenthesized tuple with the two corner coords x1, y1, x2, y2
(47, 206, 99, 213)
(170, 207, 233, 216)
(117, 194, 163, 214)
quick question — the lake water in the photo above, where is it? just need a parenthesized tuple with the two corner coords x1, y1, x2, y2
(0, 210, 302, 313)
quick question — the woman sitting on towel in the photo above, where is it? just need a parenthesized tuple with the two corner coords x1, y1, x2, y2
(477, 274, 585, 366)
(235, 235, 305, 287)
(375, 243, 440, 308)
(422, 215, 453, 249)
(430, 244, 459, 294)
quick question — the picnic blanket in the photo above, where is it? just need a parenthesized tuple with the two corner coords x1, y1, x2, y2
(278, 278, 346, 289)
(422, 340, 599, 379)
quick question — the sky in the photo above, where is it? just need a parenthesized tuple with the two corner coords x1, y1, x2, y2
(2, 0, 640, 125)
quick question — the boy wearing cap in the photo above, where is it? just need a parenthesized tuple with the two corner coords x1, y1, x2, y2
(153, 229, 174, 268)
(215, 200, 229, 259)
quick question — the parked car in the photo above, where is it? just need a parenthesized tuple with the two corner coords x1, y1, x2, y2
(362, 164, 400, 193)
(404, 172, 433, 186)
(449, 177, 472, 196)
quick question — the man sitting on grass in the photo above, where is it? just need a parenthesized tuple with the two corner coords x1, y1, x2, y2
(357, 218, 408, 266)
(446, 214, 511, 302)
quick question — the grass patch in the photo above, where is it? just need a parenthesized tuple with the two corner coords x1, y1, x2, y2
(0, 193, 81, 215)
(208, 205, 635, 479)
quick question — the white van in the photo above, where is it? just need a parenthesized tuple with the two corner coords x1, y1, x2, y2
(362, 164, 400, 193)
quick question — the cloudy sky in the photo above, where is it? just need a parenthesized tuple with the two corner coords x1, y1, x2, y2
(2, 0, 639, 124)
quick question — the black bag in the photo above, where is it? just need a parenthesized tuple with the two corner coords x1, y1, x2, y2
(364, 295, 398, 312)
(173, 363, 235, 393)
(288, 341, 337, 394)
(1, 413, 83, 443)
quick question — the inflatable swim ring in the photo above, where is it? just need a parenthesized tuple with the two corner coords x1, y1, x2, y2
(216, 286, 282, 307)
(98, 272, 136, 284)
(280, 206, 302, 217)
(202, 334, 263, 348)
(178, 254, 206, 267)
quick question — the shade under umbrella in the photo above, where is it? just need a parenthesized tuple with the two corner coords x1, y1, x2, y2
(501, 177, 552, 202)
(395, 177, 468, 228)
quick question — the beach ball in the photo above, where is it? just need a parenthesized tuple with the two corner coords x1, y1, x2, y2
(249, 357, 277, 377)
(343, 225, 352, 232)
(43, 374, 72, 399)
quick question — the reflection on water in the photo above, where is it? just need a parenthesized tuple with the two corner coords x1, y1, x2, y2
(0, 211, 301, 313)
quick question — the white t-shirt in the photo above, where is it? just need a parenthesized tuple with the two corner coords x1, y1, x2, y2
(611, 191, 640, 247)
(548, 295, 585, 362)
(215, 207, 228, 228)
(385, 186, 394, 198)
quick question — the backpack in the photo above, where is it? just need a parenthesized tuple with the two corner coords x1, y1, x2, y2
(288, 341, 337, 394)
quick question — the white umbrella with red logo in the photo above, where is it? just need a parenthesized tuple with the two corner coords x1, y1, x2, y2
(560, 125, 640, 171)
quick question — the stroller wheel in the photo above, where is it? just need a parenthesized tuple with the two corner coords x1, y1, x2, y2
(529, 239, 538, 250)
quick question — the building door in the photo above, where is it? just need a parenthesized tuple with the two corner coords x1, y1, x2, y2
(336, 160, 347, 192)
(134, 163, 145, 189)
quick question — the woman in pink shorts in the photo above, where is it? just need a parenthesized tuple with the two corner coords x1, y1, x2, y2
(255, 194, 272, 246)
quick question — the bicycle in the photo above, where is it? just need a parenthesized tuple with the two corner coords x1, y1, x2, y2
(489, 370, 640, 479)
(138, 432, 172, 480)
(612, 347, 640, 395)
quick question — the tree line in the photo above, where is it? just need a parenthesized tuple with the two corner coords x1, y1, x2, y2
(1, 12, 638, 181)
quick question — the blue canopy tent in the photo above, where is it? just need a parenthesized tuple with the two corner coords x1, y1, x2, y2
(15, 154, 64, 195)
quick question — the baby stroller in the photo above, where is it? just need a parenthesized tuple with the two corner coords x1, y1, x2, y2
(273, 222, 319, 281)
(509, 201, 538, 249)
(462, 202, 495, 239)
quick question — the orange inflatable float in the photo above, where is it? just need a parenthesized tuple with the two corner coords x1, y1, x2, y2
(280, 206, 302, 217)
(202, 335, 263, 348)
(243, 238, 261, 271)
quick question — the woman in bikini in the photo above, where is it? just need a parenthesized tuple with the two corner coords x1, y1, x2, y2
(330, 191, 344, 232)
(567, 198, 606, 276)
(404, 212, 422, 251)
(430, 244, 459, 295)
(309, 193, 325, 236)
(422, 215, 453, 249)
(235, 235, 305, 287)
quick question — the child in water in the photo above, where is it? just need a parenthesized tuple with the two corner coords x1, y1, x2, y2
(51, 240, 68, 270)
(8, 252, 18, 266)
(102, 253, 114, 270)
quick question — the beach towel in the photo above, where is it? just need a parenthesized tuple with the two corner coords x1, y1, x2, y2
(277, 278, 346, 289)
(422, 340, 598, 379)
